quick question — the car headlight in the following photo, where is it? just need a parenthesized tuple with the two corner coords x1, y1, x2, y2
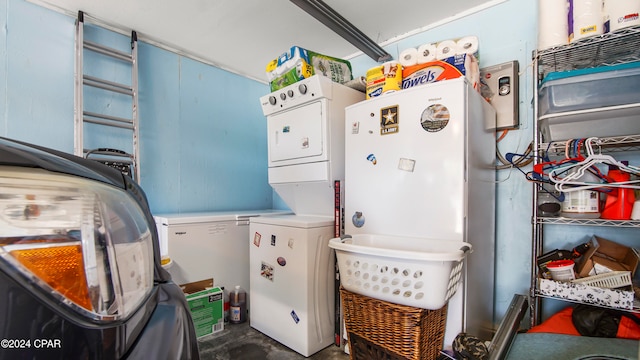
(0, 167, 154, 321)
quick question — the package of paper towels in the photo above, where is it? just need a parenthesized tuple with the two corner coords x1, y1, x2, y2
(266, 46, 352, 91)
(401, 54, 480, 91)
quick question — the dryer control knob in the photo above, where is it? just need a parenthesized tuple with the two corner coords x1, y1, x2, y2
(279, 93, 287, 100)
(298, 83, 307, 94)
(287, 89, 294, 98)
(268, 96, 276, 105)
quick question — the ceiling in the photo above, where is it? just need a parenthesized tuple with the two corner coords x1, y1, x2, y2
(30, 0, 499, 83)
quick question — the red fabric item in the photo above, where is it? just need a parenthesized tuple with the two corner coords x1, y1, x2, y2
(617, 312, 640, 340)
(528, 307, 580, 336)
(527, 306, 640, 340)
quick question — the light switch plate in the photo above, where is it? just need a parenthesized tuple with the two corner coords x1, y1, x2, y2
(480, 61, 519, 130)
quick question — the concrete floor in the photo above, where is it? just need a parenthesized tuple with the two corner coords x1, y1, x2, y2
(197, 321, 349, 360)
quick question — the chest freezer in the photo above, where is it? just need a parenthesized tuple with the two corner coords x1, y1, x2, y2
(153, 210, 289, 296)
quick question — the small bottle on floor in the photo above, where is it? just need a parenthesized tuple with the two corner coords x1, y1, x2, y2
(229, 285, 247, 324)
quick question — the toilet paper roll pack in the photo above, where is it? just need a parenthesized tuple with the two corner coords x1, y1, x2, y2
(417, 43, 437, 63)
(456, 36, 479, 58)
(436, 40, 460, 60)
(570, 0, 604, 42)
(266, 46, 311, 82)
(399, 36, 478, 67)
(605, 0, 640, 32)
(538, 0, 570, 49)
(399, 47, 419, 67)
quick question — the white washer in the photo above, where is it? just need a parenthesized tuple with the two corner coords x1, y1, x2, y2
(251, 76, 364, 356)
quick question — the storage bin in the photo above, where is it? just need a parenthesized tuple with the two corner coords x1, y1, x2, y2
(571, 271, 632, 289)
(537, 276, 634, 310)
(340, 288, 447, 360)
(538, 61, 640, 116)
(329, 234, 470, 310)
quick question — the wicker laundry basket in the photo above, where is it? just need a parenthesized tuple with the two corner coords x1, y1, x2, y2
(341, 288, 447, 360)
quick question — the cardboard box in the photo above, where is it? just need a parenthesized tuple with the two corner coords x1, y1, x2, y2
(575, 236, 640, 278)
(537, 277, 634, 310)
(180, 279, 224, 338)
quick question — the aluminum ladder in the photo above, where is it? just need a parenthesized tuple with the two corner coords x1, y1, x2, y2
(74, 11, 140, 182)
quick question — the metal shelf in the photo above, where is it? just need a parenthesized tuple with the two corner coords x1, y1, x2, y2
(535, 293, 640, 313)
(536, 25, 640, 81)
(530, 25, 640, 326)
(539, 134, 640, 155)
(536, 217, 640, 227)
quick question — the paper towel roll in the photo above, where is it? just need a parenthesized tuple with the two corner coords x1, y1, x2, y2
(571, 0, 604, 43)
(456, 36, 479, 56)
(417, 43, 437, 63)
(436, 40, 459, 60)
(605, 0, 640, 32)
(399, 47, 419, 67)
(343, 76, 366, 93)
(538, 0, 570, 49)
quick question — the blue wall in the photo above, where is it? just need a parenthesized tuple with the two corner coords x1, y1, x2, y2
(1, 0, 274, 214)
(3, 0, 578, 326)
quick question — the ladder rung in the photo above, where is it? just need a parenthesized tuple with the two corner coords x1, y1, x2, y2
(83, 111, 134, 130)
(83, 75, 134, 96)
(84, 40, 133, 63)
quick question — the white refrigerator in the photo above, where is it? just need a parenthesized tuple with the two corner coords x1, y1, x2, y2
(343, 77, 497, 343)
(249, 215, 336, 357)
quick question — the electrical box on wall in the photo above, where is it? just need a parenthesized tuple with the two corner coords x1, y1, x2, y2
(480, 61, 519, 130)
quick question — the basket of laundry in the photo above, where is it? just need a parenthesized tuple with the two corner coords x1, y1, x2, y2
(341, 288, 447, 360)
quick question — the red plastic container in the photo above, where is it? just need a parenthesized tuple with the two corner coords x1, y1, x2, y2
(600, 164, 636, 220)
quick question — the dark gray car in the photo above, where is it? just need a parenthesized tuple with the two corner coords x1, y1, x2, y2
(0, 137, 200, 359)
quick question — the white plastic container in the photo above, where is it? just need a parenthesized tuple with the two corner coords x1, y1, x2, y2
(561, 189, 601, 218)
(329, 234, 471, 310)
(560, 168, 601, 219)
(547, 260, 576, 282)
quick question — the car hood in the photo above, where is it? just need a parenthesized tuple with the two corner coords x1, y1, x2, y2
(0, 137, 126, 187)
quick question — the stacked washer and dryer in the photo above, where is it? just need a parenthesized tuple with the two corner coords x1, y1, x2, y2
(250, 75, 363, 357)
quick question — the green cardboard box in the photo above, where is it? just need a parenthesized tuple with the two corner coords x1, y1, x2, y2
(180, 279, 224, 338)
